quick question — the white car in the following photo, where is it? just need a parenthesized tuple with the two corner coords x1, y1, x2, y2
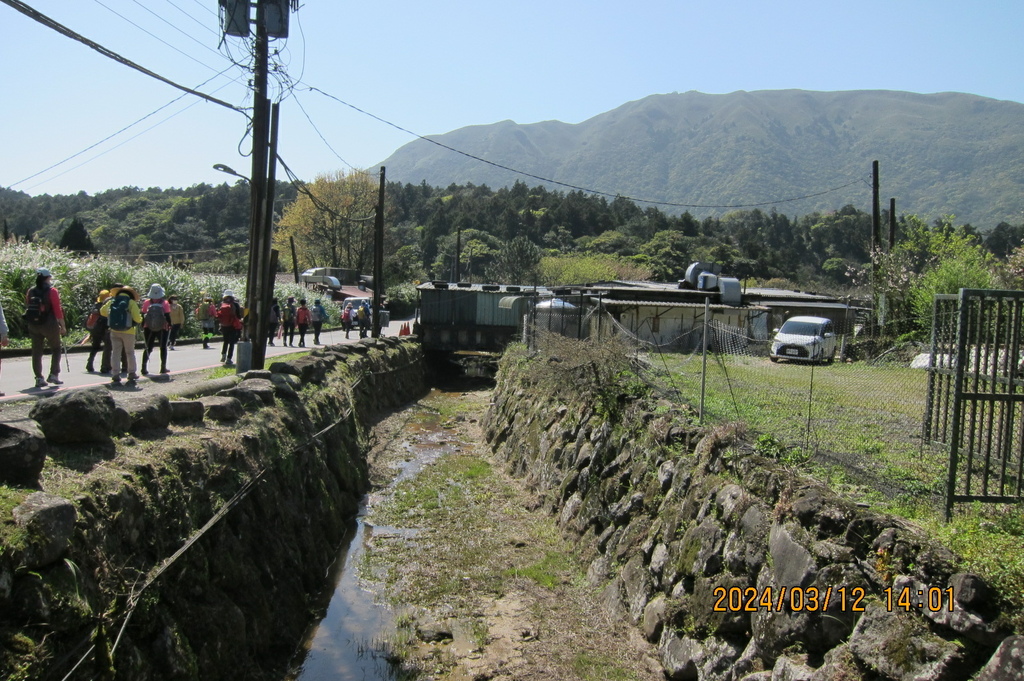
(769, 316, 838, 364)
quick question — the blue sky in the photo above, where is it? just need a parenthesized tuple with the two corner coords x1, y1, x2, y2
(3, 0, 1022, 197)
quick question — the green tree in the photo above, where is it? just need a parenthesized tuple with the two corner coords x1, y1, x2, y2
(487, 236, 541, 284)
(58, 217, 96, 253)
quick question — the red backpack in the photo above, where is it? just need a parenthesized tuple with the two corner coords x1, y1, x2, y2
(216, 302, 241, 330)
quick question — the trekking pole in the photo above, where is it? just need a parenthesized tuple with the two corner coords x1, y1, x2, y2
(62, 335, 70, 372)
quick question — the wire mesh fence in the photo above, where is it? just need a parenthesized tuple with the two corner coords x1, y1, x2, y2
(523, 307, 948, 502)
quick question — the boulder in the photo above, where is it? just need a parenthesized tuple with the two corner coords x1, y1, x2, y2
(12, 492, 77, 569)
(29, 387, 114, 443)
(116, 394, 172, 431)
(642, 594, 668, 642)
(848, 603, 964, 681)
(219, 378, 276, 409)
(975, 635, 1024, 681)
(169, 401, 205, 423)
(0, 421, 48, 486)
(199, 396, 245, 422)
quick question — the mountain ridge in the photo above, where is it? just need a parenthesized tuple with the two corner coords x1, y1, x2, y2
(381, 89, 1024, 227)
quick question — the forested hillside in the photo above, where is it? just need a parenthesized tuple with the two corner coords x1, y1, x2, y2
(381, 90, 1024, 228)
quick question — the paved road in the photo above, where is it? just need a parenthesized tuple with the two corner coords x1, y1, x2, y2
(0, 324, 399, 403)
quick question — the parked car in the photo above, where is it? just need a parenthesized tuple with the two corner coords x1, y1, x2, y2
(769, 315, 837, 364)
(344, 297, 390, 327)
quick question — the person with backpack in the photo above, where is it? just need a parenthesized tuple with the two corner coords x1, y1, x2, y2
(310, 299, 328, 345)
(216, 291, 243, 367)
(140, 284, 171, 376)
(195, 295, 217, 349)
(267, 299, 281, 346)
(167, 295, 185, 349)
(357, 302, 369, 339)
(295, 299, 312, 348)
(281, 296, 297, 347)
(342, 302, 354, 339)
(85, 289, 110, 373)
(100, 285, 142, 385)
(24, 267, 67, 389)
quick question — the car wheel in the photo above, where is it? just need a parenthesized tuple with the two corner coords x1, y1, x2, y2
(769, 356, 778, 363)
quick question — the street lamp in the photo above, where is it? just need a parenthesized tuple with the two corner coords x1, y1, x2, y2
(213, 163, 249, 182)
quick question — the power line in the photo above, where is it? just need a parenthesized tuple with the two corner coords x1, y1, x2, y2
(301, 83, 868, 210)
(10, 67, 245, 190)
(1, 0, 243, 112)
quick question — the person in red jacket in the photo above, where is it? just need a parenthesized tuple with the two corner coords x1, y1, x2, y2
(295, 298, 312, 348)
(24, 267, 66, 389)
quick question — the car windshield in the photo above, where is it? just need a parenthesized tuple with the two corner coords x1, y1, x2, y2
(779, 320, 821, 336)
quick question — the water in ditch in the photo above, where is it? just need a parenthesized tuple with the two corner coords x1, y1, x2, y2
(285, 392, 464, 680)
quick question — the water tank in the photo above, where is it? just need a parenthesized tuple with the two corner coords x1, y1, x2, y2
(719, 278, 741, 305)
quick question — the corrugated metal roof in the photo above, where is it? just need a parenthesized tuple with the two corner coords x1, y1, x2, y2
(601, 300, 769, 311)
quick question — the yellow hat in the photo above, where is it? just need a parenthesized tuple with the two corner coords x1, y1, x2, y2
(97, 289, 110, 302)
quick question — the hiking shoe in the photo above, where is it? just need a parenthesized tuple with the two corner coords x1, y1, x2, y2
(160, 367, 169, 374)
(224, 360, 235, 368)
(47, 375, 63, 385)
(86, 363, 95, 373)
(127, 373, 140, 382)
(110, 377, 122, 385)
(35, 377, 47, 388)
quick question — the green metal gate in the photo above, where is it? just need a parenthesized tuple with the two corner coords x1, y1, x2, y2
(923, 289, 1024, 519)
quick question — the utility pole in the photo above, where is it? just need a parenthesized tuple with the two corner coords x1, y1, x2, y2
(372, 167, 386, 338)
(889, 197, 897, 251)
(251, 102, 280, 369)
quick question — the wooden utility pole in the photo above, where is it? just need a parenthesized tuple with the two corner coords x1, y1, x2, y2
(372, 167, 386, 338)
(251, 101, 280, 369)
(871, 161, 881, 253)
(889, 197, 897, 251)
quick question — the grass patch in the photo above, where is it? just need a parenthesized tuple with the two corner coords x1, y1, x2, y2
(569, 651, 639, 681)
(507, 551, 574, 589)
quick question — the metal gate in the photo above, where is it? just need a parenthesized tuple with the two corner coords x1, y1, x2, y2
(923, 289, 1024, 519)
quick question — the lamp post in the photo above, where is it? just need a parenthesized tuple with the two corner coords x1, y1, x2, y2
(213, 164, 249, 183)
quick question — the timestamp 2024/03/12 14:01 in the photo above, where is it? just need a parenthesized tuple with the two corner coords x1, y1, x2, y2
(711, 585, 957, 613)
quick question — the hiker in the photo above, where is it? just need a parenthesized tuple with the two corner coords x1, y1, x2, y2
(0, 301, 8, 397)
(195, 295, 217, 349)
(295, 299, 312, 348)
(140, 283, 171, 375)
(24, 267, 66, 388)
(267, 299, 281, 346)
(167, 295, 185, 349)
(101, 285, 142, 385)
(281, 296, 297, 347)
(216, 291, 243, 366)
(310, 299, 327, 345)
(100, 282, 129, 376)
(357, 302, 369, 339)
(85, 289, 110, 373)
(342, 302, 354, 339)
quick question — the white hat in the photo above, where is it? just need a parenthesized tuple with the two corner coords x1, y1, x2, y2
(147, 283, 166, 299)
(223, 290, 235, 299)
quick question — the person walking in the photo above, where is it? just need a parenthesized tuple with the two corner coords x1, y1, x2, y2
(195, 295, 217, 349)
(295, 299, 311, 348)
(100, 282, 129, 375)
(140, 284, 171, 375)
(267, 299, 281, 346)
(101, 285, 142, 385)
(342, 302, 354, 339)
(357, 302, 369, 339)
(85, 289, 110, 373)
(24, 267, 66, 388)
(216, 291, 243, 367)
(310, 299, 327, 345)
(167, 295, 185, 349)
(0, 301, 8, 396)
(281, 296, 297, 347)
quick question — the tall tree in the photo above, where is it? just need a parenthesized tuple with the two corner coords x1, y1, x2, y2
(58, 217, 96, 253)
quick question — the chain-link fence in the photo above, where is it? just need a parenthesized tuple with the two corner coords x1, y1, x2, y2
(523, 306, 947, 502)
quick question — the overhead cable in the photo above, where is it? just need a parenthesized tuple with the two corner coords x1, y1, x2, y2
(302, 84, 867, 210)
(1, 0, 244, 112)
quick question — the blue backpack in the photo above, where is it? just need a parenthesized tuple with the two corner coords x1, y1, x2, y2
(109, 295, 133, 331)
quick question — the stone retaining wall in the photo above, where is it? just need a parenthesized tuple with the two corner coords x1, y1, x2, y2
(0, 338, 426, 680)
(483, 352, 1021, 681)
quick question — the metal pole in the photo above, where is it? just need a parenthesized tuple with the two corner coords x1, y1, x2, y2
(372, 167, 385, 338)
(699, 295, 709, 424)
(251, 102, 280, 370)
